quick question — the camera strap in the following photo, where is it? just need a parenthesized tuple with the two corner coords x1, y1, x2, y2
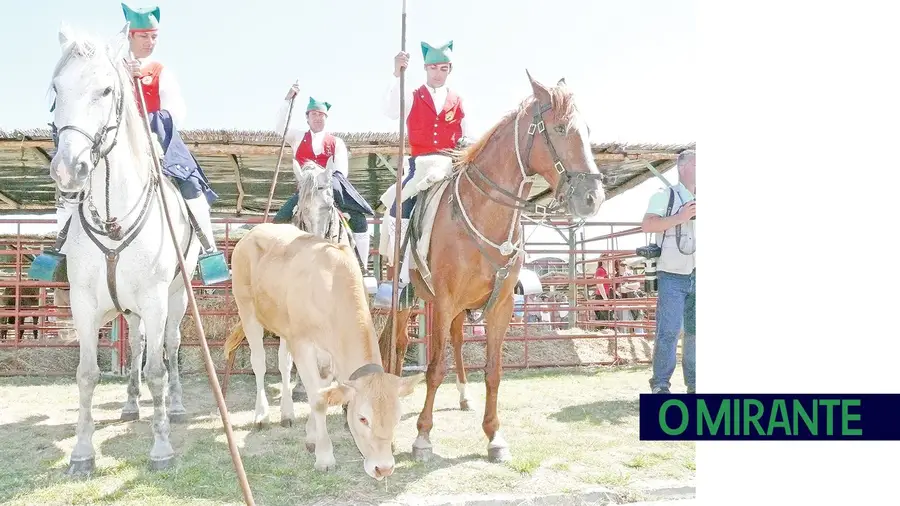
(659, 188, 676, 249)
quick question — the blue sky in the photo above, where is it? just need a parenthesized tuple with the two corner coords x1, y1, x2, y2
(0, 0, 695, 247)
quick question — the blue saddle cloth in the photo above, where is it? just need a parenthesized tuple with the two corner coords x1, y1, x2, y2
(333, 170, 374, 216)
(148, 110, 217, 206)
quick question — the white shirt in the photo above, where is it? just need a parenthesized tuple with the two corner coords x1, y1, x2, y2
(382, 76, 470, 138)
(275, 99, 349, 177)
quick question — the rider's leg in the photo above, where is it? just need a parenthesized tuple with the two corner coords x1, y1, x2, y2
(273, 193, 299, 224)
(347, 212, 371, 272)
(184, 195, 218, 253)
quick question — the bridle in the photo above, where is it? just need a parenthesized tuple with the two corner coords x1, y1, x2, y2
(452, 93, 604, 263)
(52, 55, 158, 242)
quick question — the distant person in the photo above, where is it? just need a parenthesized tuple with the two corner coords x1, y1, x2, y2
(641, 149, 696, 394)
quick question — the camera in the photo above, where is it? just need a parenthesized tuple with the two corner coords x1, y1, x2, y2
(636, 243, 662, 292)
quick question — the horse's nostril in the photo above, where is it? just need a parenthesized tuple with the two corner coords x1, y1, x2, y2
(375, 465, 394, 477)
(76, 161, 89, 175)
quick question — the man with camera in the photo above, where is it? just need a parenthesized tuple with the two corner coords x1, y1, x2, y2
(640, 150, 696, 394)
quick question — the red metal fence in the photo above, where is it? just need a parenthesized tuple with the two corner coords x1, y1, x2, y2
(0, 216, 658, 376)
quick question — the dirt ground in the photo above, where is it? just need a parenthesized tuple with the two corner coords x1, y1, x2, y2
(0, 364, 693, 506)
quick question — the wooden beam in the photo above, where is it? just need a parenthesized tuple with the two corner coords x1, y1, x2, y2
(605, 160, 676, 199)
(32, 147, 52, 163)
(374, 153, 397, 176)
(0, 190, 20, 209)
(230, 154, 246, 216)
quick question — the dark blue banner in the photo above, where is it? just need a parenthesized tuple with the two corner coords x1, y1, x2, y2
(639, 394, 900, 440)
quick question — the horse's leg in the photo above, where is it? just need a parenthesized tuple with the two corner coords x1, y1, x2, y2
(450, 312, 472, 411)
(66, 299, 103, 476)
(278, 338, 296, 427)
(121, 313, 144, 421)
(141, 293, 176, 471)
(292, 339, 336, 472)
(412, 305, 455, 462)
(482, 293, 515, 463)
(164, 288, 188, 423)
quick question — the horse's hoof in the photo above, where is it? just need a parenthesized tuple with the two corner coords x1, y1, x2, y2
(459, 400, 472, 411)
(281, 418, 294, 428)
(488, 445, 512, 463)
(255, 420, 269, 430)
(169, 411, 188, 424)
(150, 456, 174, 471)
(120, 411, 139, 422)
(305, 442, 316, 453)
(65, 457, 95, 476)
(412, 445, 433, 462)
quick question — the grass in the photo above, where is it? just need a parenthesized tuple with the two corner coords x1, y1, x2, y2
(0, 365, 694, 505)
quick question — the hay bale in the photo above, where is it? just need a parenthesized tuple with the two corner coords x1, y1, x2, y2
(0, 346, 113, 375)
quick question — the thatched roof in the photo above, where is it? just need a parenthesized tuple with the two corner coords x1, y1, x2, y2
(0, 127, 693, 216)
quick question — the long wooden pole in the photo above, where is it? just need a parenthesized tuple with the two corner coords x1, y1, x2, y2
(262, 80, 299, 222)
(390, 0, 408, 360)
(132, 56, 255, 505)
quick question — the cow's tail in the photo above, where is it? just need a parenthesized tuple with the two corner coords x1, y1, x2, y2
(223, 322, 246, 362)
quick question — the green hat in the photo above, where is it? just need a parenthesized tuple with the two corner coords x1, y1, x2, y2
(121, 3, 160, 32)
(306, 97, 331, 114)
(421, 41, 453, 65)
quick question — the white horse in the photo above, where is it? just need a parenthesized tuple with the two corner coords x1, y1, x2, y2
(49, 23, 200, 474)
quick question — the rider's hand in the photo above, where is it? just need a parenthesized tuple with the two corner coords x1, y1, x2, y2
(285, 83, 300, 101)
(394, 51, 409, 77)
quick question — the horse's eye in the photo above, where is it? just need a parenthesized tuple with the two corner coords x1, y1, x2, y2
(553, 125, 566, 135)
(359, 416, 369, 426)
(102, 87, 113, 97)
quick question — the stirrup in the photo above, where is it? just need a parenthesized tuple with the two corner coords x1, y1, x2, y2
(28, 249, 66, 282)
(197, 250, 230, 285)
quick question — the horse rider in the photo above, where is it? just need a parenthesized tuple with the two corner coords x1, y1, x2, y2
(48, 3, 228, 284)
(376, 40, 472, 306)
(273, 84, 375, 272)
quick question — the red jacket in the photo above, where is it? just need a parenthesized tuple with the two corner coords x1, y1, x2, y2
(407, 84, 465, 156)
(134, 61, 163, 116)
(294, 131, 336, 167)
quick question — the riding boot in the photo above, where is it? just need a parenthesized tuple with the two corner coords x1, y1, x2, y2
(185, 196, 230, 285)
(353, 230, 371, 272)
(374, 219, 411, 309)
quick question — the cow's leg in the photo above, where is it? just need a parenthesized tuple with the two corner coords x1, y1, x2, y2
(450, 312, 472, 411)
(164, 288, 189, 423)
(278, 338, 296, 427)
(292, 339, 336, 472)
(412, 305, 456, 462)
(482, 293, 515, 463)
(242, 313, 270, 428)
(121, 313, 144, 421)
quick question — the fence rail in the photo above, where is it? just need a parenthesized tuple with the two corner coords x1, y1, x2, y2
(1, 216, 659, 376)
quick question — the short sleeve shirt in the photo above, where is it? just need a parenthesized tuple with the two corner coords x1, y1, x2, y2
(646, 183, 694, 217)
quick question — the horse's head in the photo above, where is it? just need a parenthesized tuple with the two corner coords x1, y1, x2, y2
(515, 72, 605, 218)
(320, 372, 424, 480)
(292, 160, 336, 238)
(49, 23, 132, 193)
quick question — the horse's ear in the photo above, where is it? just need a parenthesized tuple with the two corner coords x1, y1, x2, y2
(557, 77, 567, 87)
(526, 69, 550, 101)
(58, 21, 74, 48)
(107, 22, 130, 60)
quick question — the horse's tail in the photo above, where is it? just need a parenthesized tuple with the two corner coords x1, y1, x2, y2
(223, 322, 246, 362)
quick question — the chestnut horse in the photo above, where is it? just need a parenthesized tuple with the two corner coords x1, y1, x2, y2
(379, 72, 605, 463)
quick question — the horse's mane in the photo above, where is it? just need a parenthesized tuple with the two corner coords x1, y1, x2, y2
(452, 85, 580, 168)
(296, 160, 330, 205)
(51, 32, 150, 164)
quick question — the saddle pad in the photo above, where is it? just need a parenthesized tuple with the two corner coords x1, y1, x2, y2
(412, 177, 452, 275)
